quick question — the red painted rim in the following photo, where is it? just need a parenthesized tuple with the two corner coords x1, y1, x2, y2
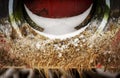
(24, 0, 93, 18)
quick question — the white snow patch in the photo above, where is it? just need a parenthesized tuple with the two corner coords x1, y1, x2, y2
(69, 38, 80, 47)
(54, 44, 68, 51)
(82, 39, 86, 43)
(79, 35, 85, 38)
(58, 53, 62, 57)
(25, 4, 92, 39)
(35, 42, 41, 49)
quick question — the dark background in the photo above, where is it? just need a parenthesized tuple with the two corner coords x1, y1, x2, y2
(0, 0, 8, 19)
(0, 0, 120, 19)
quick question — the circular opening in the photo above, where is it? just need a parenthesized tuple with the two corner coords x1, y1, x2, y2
(22, 0, 93, 39)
